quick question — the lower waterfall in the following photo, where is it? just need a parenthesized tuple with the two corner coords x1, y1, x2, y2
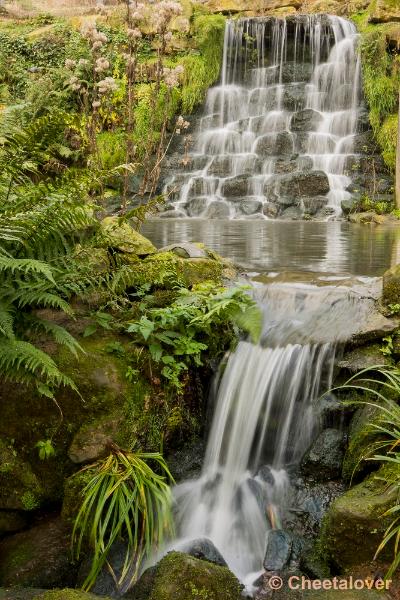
(166, 282, 367, 587)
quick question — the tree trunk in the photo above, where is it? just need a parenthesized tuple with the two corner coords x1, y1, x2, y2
(396, 90, 400, 209)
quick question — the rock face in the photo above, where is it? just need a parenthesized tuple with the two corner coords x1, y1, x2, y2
(0, 518, 76, 589)
(382, 263, 400, 305)
(318, 464, 400, 570)
(263, 530, 293, 571)
(127, 551, 242, 600)
(301, 429, 346, 481)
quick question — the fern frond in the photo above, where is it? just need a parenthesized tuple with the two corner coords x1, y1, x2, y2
(26, 315, 83, 357)
(0, 302, 14, 339)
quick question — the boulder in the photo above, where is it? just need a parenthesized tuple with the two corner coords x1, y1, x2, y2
(318, 393, 348, 429)
(221, 174, 250, 197)
(263, 530, 292, 571)
(205, 201, 230, 218)
(281, 206, 304, 219)
(318, 463, 400, 570)
(68, 416, 122, 464)
(0, 518, 76, 588)
(263, 202, 279, 218)
(348, 212, 385, 224)
(382, 263, 400, 306)
(127, 551, 242, 600)
(302, 196, 328, 216)
(178, 538, 227, 567)
(184, 197, 208, 217)
(99, 217, 156, 255)
(279, 171, 330, 197)
(0, 440, 44, 511)
(341, 197, 357, 214)
(290, 109, 323, 132)
(157, 243, 208, 259)
(301, 429, 346, 481)
(166, 439, 205, 482)
(238, 199, 263, 215)
(255, 132, 294, 157)
(0, 510, 27, 536)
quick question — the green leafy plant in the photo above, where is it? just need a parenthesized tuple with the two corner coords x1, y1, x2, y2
(72, 446, 174, 592)
(127, 282, 262, 389)
(331, 365, 400, 577)
(36, 439, 55, 460)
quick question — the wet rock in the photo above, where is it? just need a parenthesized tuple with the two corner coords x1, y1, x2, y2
(341, 197, 357, 214)
(301, 429, 346, 481)
(342, 404, 383, 483)
(351, 131, 377, 154)
(281, 206, 304, 219)
(290, 109, 323, 132)
(238, 199, 263, 215)
(221, 174, 250, 197)
(0, 590, 46, 600)
(302, 196, 328, 216)
(99, 217, 156, 255)
(0, 510, 27, 536)
(282, 83, 306, 111)
(184, 197, 208, 217)
(127, 551, 242, 600)
(188, 176, 218, 197)
(318, 463, 400, 570)
(281, 62, 313, 83)
(255, 132, 294, 157)
(288, 475, 346, 538)
(179, 538, 227, 567)
(257, 465, 275, 486)
(263, 530, 292, 571)
(205, 201, 230, 219)
(383, 263, 400, 306)
(279, 171, 330, 197)
(77, 540, 127, 597)
(68, 417, 121, 464)
(318, 393, 348, 429)
(263, 202, 279, 218)
(207, 156, 232, 177)
(338, 345, 391, 375)
(166, 439, 205, 482)
(245, 477, 268, 513)
(0, 518, 76, 588)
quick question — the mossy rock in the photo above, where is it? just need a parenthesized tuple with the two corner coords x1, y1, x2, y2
(0, 334, 132, 510)
(0, 439, 44, 511)
(382, 264, 400, 306)
(342, 404, 383, 483)
(369, 0, 400, 23)
(99, 217, 156, 255)
(33, 590, 110, 600)
(0, 510, 27, 536)
(128, 551, 242, 600)
(318, 463, 400, 571)
(0, 518, 76, 588)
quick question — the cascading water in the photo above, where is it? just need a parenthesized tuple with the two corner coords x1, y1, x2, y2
(164, 15, 363, 220)
(166, 282, 369, 588)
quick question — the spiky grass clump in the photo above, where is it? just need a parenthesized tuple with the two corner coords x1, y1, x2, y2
(72, 447, 174, 592)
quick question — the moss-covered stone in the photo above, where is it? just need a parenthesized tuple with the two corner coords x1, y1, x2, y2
(0, 440, 44, 511)
(128, 551, 242, 600)
(318, 463, 400, 571)
(382, 264, 400, 306)
(342, 404, 383, 483)
(0, 510, 27, 536)
(33, 590, 111, 600)
(0, 518, 76, 588)
(99, 217, 156, 256)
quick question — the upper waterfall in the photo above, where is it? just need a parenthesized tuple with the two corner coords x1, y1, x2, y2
(164, 15, 364, 220)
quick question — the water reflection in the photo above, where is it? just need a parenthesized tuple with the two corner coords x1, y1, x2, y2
(141, 219, 400, 277)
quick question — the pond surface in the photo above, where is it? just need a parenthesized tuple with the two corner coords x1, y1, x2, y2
(142, 219, 400, 277)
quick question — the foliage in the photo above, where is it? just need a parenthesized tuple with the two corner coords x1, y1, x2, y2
(72, 447, 174, 592)
(179, 14, 225, 113)
(36, 439, 56, 460)
(331, 365, 400, 577)
(360, 28, 399, 172)
(127, 283, 262, 390)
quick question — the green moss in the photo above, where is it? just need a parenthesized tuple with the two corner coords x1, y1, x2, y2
(383, 263, 400, 306)
(147, 551, 242, 600)
(318, 462, 400, 570)
(180, 14, 226, 113)
(33, 590, 110, 600)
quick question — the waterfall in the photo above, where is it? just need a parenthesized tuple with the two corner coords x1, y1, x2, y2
(166, 282, 367, 587)
(164, 15, 363, 220)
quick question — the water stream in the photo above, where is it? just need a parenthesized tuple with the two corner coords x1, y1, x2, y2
(164, 15, 363, 219)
